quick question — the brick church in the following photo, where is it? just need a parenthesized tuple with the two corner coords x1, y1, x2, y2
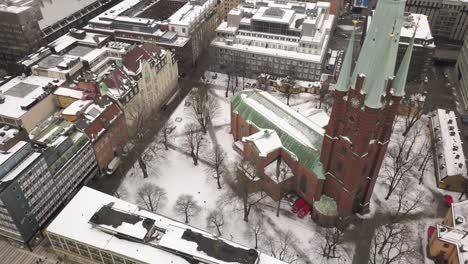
(230, 0, 415, 225)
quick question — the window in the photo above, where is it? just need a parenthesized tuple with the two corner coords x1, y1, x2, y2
(300, 176, 307, 193)
(182, 28, 186, 33)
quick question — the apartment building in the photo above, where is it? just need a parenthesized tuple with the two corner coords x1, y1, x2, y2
(211, 0, 335, 81)
(0, 117, 99, 247)
(46, 186, 287, 264)
(0, 0, 43, 73)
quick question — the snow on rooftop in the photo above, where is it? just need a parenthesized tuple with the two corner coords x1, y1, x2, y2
(432, 109, 467, 178)
(452, 200, 468, 231)
(89, 0, 142, 22)
(168, 0, 217, 26)
(62, 100, 93, 116)
(0, 152, 41, 183)
(49, 31, 109, 54)
(437, 224, 468, 263)
(0, 76, 65, 119)
(303, 108, 329, 128)
(38, 0, 98, 29)
(242, 91, 325, 150)
(0, 126, 19, 145)
(53, 87, 83, 99)
(243, 129, 283, 157)
(47, 187, 286, 264)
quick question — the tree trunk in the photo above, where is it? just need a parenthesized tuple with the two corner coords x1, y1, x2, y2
(216, 175, 222, 189)
(276, 198, 281, 217)
(254, 234, 258, 249)
(138, 158, 148, 178)
(185, 211, 189, 223)
(216, 225, 222, 236)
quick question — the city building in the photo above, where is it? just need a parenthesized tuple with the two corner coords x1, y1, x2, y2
(99, 43, 179, 132)
(430, 109, 467, 192)
(456, 36, 468, 109)
(0, 115, 99, 247)
(18, 29, 113, 80)
(231, 0, 413, 225)
(367, 12, 435, 82)
(63, 96, 129, 173)
(211, 0, 335, 81)
(0, 0, 43, 73)
(405, 0, 468, 42)
(46, 186, 287, 264)
(0, 75, 65, 132)
(428, 200, 468, 264)
(0, 0, 121, 74)
(84, 0, 223, 70)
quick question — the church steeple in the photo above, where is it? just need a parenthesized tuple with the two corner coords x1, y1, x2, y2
(393, 27, 417, 97)
(349, 0, 406, 105)
(335, 21, 357, 92)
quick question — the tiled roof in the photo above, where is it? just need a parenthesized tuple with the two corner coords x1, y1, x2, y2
(122, 43, 162, 74)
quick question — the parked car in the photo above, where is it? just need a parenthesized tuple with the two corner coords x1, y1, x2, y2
(106, 157, 121, 175)
(297, 204, 311, 218)
(427, 226, 436, 241)
(291, 198, 306, 213)
(461, 114, 468, 125)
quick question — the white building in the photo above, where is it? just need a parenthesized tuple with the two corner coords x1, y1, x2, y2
(46, 186, 287, 264)
(431, 109, 467, 192)
(211, 0, 335, 81)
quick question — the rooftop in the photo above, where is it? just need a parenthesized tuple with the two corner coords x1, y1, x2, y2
(47, 187, 287, 264)
(0, 76, 64, 119)
(231, 90, 325, 178)
(38, 0, 98, 29)
(432, 109, 467, 179)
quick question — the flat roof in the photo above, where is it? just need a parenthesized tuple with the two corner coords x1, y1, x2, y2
(0, 141, 28, 166)
(38, 0, 98, 29)
(0, 76, 65, 119)
(47, 187, 287, 264)
(168, 0, 216, 26)
(433, 109, 467, 178)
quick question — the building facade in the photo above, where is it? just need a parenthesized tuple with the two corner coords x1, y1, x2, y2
(0, 117, 99, 247)
(0, 0, 43, 73)
(46, 186, 287, 264)
(211, 0, 335, 81)
(100, 44, 179, 133)
(405, 0, 468, 42)
(231, 0, 413, 225)
(456, 37, 468, 109)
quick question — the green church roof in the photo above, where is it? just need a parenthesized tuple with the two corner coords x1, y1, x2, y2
(314, 195, 338, 216)
(231, 90, 326, 179)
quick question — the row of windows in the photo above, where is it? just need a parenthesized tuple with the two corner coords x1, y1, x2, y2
(49, 233, 140, 264)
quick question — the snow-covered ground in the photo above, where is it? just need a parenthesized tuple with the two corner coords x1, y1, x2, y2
(117, 71, 457, 264)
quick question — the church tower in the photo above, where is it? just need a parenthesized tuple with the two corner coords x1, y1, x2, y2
(318, 0, 416, 222)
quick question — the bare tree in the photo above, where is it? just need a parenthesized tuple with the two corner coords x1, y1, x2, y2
(320, 227, 344, 260)
(113, 186, 128, 200)
(190, 88, 218, 133)
(402, 94, 425, 137)
(174, 194, 202, 223)
(418, 140, 432, 184)
(206, 209, 225, 236)
(383, 126, 422, 200)
(264, 230, 299, 263)
(248, 213, 265, 249)
(184, 123, 205, 166)
(127, 102, 152, 178)
(274, 158, 293, 217)
(136, 183, 167, 212)
(160, 120, 174, 151)
(390, 178, 423, 221)
(369, 223, 416, 264)
(234, 159, 267, 222)
(206, 144, 225, 189)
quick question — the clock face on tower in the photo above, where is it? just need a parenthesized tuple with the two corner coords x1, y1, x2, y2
(351, 98, 360, 108)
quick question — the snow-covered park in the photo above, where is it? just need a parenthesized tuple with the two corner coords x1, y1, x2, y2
(115, 71, 458, 264)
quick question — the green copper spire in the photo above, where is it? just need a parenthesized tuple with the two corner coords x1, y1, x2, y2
(393, 27, 417, 97)
(335, 22, 357, 92)
(349, 0, 406, 102)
